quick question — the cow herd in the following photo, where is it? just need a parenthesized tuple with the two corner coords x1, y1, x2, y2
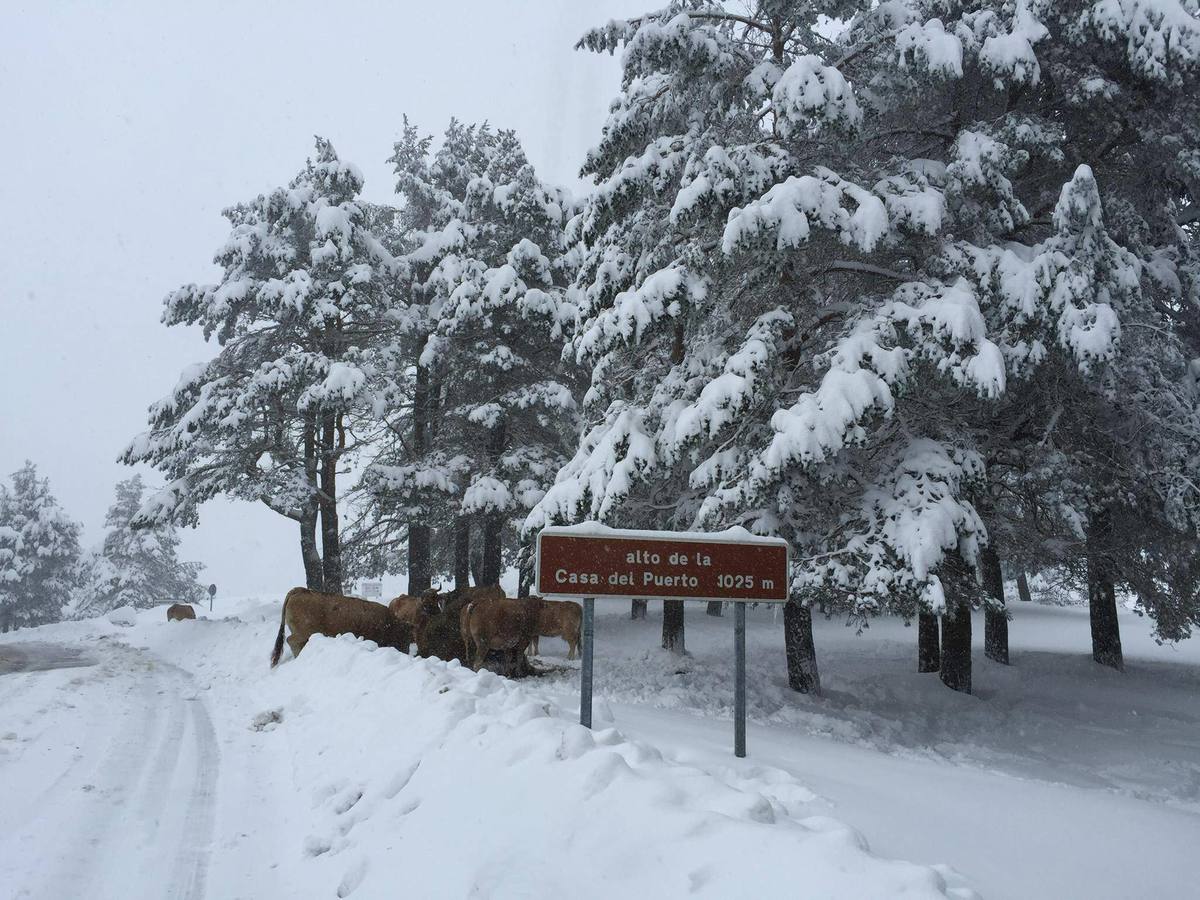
(265, 584, 583, 677)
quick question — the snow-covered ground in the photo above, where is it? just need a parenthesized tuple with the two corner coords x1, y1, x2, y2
(1, 597, 1196, 899)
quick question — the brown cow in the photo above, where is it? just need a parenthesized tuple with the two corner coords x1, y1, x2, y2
(388, 591, 439, 647)
(528, 598, 582, 659)
(270, 587, 414, 667)
(167, 603, 196, 622)
(414, 585, 505, 663)
(463, 596, 544, 672)
(387, 593, 423, 623)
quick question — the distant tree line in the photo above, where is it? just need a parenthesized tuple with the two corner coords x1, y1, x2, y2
(0, 464, 203, 630)
(126, 1, 1200, 693)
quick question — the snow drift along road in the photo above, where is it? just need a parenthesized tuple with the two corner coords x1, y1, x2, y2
(0, 603, 976, 899)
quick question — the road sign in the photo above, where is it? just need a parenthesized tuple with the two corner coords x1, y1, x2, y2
(535, 526, 791, 759)
(361, 581, 382, 599)
(535, 526, 789, 602)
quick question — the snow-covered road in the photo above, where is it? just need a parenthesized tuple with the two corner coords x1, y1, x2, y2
(3, 598, 1198, 899)
(0, 638, 218, 900)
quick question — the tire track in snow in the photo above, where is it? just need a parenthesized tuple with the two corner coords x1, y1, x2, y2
(163, 661, 219, 900)
(4, 645, 219, 900)
(25, 651, 165, 900)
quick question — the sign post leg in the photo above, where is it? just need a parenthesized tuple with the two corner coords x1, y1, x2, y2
(581, 597, 594, 728)
(734, 602, 746, 758)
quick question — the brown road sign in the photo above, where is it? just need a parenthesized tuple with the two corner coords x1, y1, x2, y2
(534, 527, 789, 602)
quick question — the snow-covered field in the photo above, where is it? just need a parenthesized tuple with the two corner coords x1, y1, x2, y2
(1, 597, 1197, 899)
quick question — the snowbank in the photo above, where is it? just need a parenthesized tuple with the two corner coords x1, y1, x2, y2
(105, 597, 973, 899)
(244, 635, 970, 899)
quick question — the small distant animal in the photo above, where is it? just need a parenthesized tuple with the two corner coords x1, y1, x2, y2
(528, 598, 582, 659)
(270, 588, 414, 667)
(167, 603, 196, 622)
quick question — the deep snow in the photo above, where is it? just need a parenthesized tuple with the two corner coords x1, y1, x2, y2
(1, 596, 1197, 899)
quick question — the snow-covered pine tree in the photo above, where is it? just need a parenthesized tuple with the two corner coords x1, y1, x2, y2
(533, 1, 1200, 690)
(353, 120, 577, 592)
(123, 138, 399, 595)
(72, 476, 205, 617)
(0, 462, 81, 631)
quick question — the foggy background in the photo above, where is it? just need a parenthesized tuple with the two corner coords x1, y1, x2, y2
(0, 0, 641, 597)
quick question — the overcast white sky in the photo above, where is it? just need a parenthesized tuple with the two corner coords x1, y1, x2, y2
(0, 0, 643, 597)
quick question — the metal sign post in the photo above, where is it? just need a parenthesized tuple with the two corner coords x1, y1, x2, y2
(734, 603, 746, 758)
(580, 598, 594, 728)
(535, 526, 788, 758)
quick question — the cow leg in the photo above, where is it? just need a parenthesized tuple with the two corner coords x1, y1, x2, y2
(286, 633, 306, 659)
(529, 635, 539, 656)
(567, 634, 577, 660)
(473, 642, 489, 672)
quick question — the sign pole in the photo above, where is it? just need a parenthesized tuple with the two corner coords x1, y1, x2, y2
(734, 602, 746, 758)
(580, 597, 595, 728)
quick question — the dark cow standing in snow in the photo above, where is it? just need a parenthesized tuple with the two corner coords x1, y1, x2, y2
(270, 588, 413, 667)
(463, 596, 544, 673)
(167, 603, 196, 622)
(412, 585, 505, 663)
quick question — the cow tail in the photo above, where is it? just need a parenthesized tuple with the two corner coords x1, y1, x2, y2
(270, 590, 294, 668)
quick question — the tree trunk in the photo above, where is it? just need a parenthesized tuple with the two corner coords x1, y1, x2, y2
(981, 546, 1009, 665)
(454, 516, 471, 593)
(658, 321, 687, 650)
(299, 508, 323, 591)
(517, 554, 532, 598)
(783, 601, 820, 694)
(480, 421, 506, 587)
(939, 555, 973, 694)
(918, 613, 940, 672)
(300, 411, 323, 590)
(481, 516, 502, 586)
(1016, 570, 1033, 602)
(470, 546, 484, 589)
(631, 599, 647, 619)
(662, 599, 685, 653)
(1087, 510, 1124, 671)
(408, 524, 431, 595)
(706, 601, 723, 616)
(407, 362, 432, 595)
(318, 410, 343, 595)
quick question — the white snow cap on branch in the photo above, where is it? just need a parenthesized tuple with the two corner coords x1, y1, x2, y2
(772, 55, 862, 136)
(574, 266, 704, 360)
(980, 0, 1049, 86)
(669, 309, 793, 449)
(896, 18, 965, 77)
(525, 404, 655, 531)
(722, 169, 889, 254)
(461, 476, 513, 515)
(801, 441, 986, 614)
(1078, 0, 1200, 83)
(746, 275, 1003, 488)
